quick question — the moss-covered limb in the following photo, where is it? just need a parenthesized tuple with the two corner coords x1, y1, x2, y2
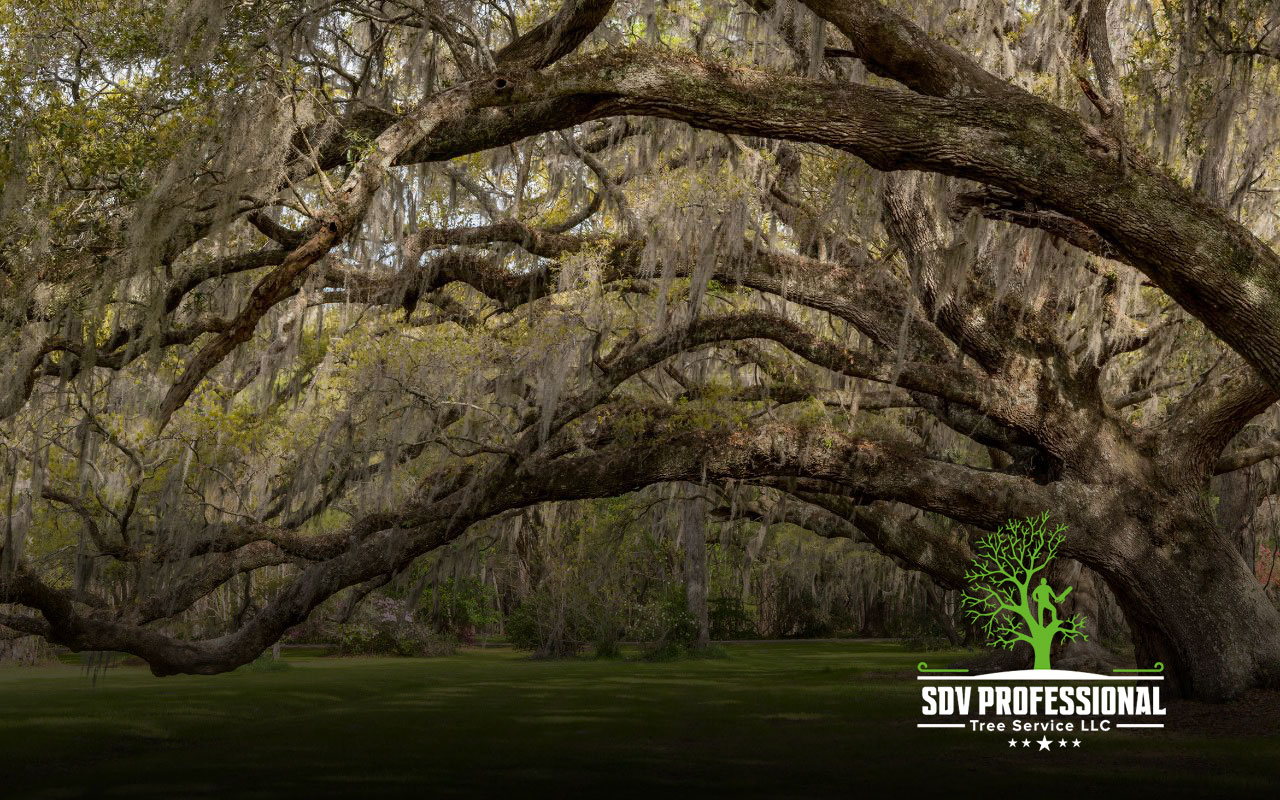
(907, 393, 1043, 475)
(156, 85, 487, 431)
(509, 308, 1010, 470)
(0, 411, 1041, 676)
(792, 0, 1011, 97)
(292, 0, 616, 177)
(705, 484, 971, 593)
(396, 211, 965, 377)
(949, 187, 1114, 257)
(322, 250, 542, 312)
(1, 249, 288, 421)
(1216, 437, 1280, 475)
(498, 46, 1280, 391)
(1, 298, 1042, 676)
(881, 174, 1070, 373)
(762, 485, 973, 590)
(1158, 352, 1280, 478)
(124, 543, 295, 627)
(407, 217, 955, 358)
(508, 419, 1052, 540)
(492, 0, 616, 70)
(343, 213, 1055, 468)
(707, 486, 866, 543)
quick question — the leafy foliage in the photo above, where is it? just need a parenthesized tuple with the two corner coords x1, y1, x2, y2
(335, 622, 455, 658)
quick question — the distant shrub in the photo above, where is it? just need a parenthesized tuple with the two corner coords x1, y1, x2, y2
(632, 585, 698, 649)
(335, 623, 455, 657)
(503, 603, 542, 652)
(708, 596, 756, 640)
(592, 639, 622, 659)
(629, 586, 725, 660)
(422, 577, 501, 644)
(505, 594, 586, 658)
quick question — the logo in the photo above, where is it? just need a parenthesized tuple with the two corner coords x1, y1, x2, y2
(960, 510, 1086, 670)
(916, 512, 1166, 749)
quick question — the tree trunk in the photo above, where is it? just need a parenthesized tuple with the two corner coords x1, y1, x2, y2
(1211, 467, 1263, 572)
(923, 583, 962, 646)
(1048, 559, 1122, 672)
(1082, 501, 1280, 700)
(680, 491, 711, 648)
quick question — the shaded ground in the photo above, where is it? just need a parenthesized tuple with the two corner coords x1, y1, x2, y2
(0, 642, 1275, 798)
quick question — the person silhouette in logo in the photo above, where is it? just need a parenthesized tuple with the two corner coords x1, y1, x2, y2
(1032, 578, 1072, 627)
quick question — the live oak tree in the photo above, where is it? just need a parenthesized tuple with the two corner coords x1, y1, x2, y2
(3, 0, 1280, 699)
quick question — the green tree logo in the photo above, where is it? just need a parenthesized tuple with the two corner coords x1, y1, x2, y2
(960, 511, 1087, 669)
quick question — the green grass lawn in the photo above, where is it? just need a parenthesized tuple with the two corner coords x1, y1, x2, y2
(0, 642, 1274, 798)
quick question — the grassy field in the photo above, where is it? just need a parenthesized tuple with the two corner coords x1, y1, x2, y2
(0, 642, 1275, 798)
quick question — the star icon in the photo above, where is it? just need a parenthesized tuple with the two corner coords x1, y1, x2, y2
(1036, 736, 1052, 751)
(1008, 738, 1018, 748)
(1072, 739, 1082, 748)
(1058, 739, 1068, 748)
(1022, 739, 1031, 748)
